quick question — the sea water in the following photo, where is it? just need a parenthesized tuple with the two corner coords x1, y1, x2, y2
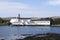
(0, 26, 60, 40)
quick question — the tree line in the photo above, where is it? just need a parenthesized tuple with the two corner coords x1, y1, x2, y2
(51, 18, 60, 25)
(0, 18, 11, 25)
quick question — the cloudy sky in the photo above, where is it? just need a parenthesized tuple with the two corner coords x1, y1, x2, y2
(0, 0, 60, 17)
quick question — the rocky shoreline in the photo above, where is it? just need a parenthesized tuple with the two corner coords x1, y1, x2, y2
(16, 33, 60, 40)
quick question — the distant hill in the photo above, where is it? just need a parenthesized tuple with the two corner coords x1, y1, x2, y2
(1, 17, 17, 20)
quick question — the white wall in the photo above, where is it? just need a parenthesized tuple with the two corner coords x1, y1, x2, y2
(33, 21, 50, 25)
(10, 19, 24, 25)
(10, 19, 50, 25)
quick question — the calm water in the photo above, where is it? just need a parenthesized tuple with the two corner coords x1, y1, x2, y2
(0, 26, 60, 40)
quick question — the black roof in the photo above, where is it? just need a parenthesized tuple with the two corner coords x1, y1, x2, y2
(31, 18, 50, 21)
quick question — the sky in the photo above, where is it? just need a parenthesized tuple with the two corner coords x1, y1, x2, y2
(0, 0, 60, 17)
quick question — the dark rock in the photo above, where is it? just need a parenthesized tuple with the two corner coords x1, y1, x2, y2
(22, 33, 60, 40)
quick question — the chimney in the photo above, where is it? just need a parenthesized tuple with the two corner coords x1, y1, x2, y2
(18, 14, 20, 22)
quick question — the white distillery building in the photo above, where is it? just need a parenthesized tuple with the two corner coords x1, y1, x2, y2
(10, 18, 24, 25)
(10, 14, 24, 25)
(10, 18, 51, 26)
(10, 17, 31, 25)
(30, 20, 50, 25)
(24, 18, 51, 25)
(10, 14, 51, 25)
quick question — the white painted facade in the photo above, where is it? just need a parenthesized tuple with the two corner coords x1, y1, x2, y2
(10, 19, 24, 25)
(10, 18, 50, 25)
(32, 21, 50, 25)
